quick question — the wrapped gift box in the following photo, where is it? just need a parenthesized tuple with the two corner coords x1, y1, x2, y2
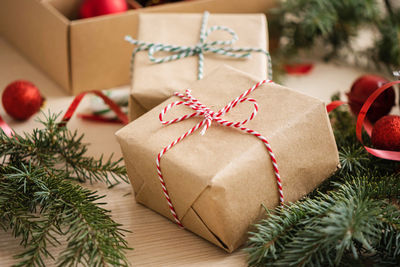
(116, 65, 339, 252)
(0, 0, 276, 94)
(129, 12, 270, 119)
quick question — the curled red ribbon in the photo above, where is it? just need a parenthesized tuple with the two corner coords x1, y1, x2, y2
(328, 80, 400, 161)
(60, 90, 129, 127)
(284, 63, 314, 75)
(0, 90, 128, 137)
(326, 100, 346, 113)
(355, 81, 400, 160)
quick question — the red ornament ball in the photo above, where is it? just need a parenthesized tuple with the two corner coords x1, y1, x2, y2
(79, 0, 94, 18)
(80, 0, 128, 19)
(2, 80, 44, 121)
(346, 74, 395, 122)
(371, 115, 400, 151)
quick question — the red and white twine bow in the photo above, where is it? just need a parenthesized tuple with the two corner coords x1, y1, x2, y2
(156, 80, 284, 227)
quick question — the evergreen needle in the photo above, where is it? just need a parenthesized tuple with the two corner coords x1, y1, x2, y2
(0, 113, 131, 267)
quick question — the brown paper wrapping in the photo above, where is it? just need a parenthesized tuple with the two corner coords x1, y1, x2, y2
(117, 65, 339, 252)
(129, 12, 269, 120)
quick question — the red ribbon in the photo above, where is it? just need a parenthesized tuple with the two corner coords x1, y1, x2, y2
(326, 100, 346, 113)
(284, 63, 314, 75)
(0, 90, 129, 137)
(355, 81, 400, 160)
(327, 80, 400, 161)
(0, 114, 13, 137)
(59, 90, 129, 127)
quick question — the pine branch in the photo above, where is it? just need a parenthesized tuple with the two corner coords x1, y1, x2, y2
(0, 113, 129, 186)
(49, 174, 130, 267)
(0, 113, 131, 266)
(13, 210, 62, 267)
(272, 0, 399, 71)
(247, 178, 400, 266)
(246, 105, 400, 266)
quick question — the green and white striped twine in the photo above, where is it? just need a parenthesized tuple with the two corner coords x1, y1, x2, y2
(125, 11, 273, 80)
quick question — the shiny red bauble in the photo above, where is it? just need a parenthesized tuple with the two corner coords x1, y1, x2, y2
(79, 0, 94, 18)
(371, 115, 400, 151)
(2, 80, 43, 121)
(347, 74, 395, 122)
(79, 0, 128, 19)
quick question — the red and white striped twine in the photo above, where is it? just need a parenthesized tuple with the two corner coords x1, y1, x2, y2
(156, 80, 284, 228)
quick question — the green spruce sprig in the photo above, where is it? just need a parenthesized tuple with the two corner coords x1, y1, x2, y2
(271, 0, 400, 73)
(247, 177, 400, 266)
(246, 101, 400, 266)
(0, 113, 131, 267)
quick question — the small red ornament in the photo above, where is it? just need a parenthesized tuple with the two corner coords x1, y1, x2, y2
(79, 0, 94, 18)
(80, 0, 128, 19)
(371, 115, 400, 151)
(2, 80, 44, 121)
(347, 74, 395, 122)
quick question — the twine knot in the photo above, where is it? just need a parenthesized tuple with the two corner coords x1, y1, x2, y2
(193, 43, 204, 54)
(156, 80, 284, 227)
(125, 11, 273, 80)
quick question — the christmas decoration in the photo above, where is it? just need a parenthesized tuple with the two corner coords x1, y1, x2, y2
(273, 0, 400, 72)
(246, 94, 400, 266)
(116, 65, 339, 252)
(283, 63, 314, 75)
(125, 11, 272, 119)
(0, 93, 130, 266)
(347, 74, 395, 122)
(80, 0, 129, 19)
(79, 0, 94, 18)
(2, 80, 44, 121)
(371, 115, 400, 151)
(354, 79, 400, 161)
(79, 90, 129, 123)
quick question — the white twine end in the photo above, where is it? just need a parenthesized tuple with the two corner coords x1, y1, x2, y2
(200, 127, 207, 136)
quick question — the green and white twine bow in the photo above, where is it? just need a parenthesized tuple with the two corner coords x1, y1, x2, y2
(125, 11, 272, 80)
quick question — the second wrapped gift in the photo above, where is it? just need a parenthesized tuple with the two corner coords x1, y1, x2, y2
(126, 11, 271, 119)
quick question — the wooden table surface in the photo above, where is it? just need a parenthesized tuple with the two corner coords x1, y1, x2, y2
(0, 36, 365, 266)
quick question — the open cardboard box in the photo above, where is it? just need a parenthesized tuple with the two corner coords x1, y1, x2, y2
(0, 0, 276, 94)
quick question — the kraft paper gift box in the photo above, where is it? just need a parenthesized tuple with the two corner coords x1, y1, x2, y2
(116, 65, 339, 252)
(128, 12, 270, 120)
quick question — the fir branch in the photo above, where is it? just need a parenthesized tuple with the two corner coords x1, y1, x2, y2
(247, 106, 400, 266)
(247, 178, 400, 266)
(0, 113, 131, 266)
(338, 145, 368, 175)
(13, 210, 62, 267)
(0, 113, 129, 186)
(272, 0, 399, 72)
